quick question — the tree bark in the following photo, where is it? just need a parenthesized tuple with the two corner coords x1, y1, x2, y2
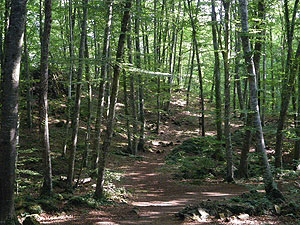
(135, 0, 145, 151)
(274, 0, 299, 168)
(211, 0, 222, 142)
(221, 0, 234, 182)
(67, 0, 88, 187)
(93, 0, 113, 169)
(239, 0, 284, 200)
(0, 0, 27, 223)
(95, 0, 132, 198)
(39, 0, 53, 196)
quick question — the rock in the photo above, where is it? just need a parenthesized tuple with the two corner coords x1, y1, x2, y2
(218, 213, 226, 219)
(23, 216, 40, 225)
(167, 142, 174, 146)
(274, 205, 281, 214)
(237, 213, 249, 220)
(197, 208, 209, 219)
(55, 121, 65, 127)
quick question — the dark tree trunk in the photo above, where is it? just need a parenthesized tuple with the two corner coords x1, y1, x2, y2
(135, 0, 145, 151)
(67, 0, 88, 187)
(211, 0, 222, 142)
(95, 0, 132, 199)
(93, 0, 113, 169)
(24, 23, 32, 129)
(0, 0, 27, 223)
(221, 0, 234, 182)
(275, 0, 299, 168)
(39, 0, 53, 196)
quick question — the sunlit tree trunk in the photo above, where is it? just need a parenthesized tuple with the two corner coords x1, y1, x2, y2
(239, 0, 284, 199)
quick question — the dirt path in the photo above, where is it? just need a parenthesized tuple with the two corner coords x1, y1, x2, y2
(40, 149, 247, 225)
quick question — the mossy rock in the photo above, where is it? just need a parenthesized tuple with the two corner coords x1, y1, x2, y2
(167, 136, 224, 162)
(67, 195, 100, 209)
(37, 198, 59, 212)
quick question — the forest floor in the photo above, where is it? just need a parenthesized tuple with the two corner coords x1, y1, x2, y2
(19, 94, 299, 224)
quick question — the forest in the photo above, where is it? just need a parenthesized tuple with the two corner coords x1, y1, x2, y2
(0, 0, 300, 224)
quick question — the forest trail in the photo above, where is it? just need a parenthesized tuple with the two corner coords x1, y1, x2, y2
(40, 102, 247, 224)
(40, 152, 247, 225)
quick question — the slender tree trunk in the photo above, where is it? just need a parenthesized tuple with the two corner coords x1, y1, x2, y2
(186, 42, 195, 107)
(239, 0, 284, 199)
(63, 0, 75, 157)
(154, 0, 160, 134)
(24, 23, 32, 129)
(238, 103, 252, 178)
(275, 0, 299, 168)
(135, 0, 145, 151)
(123, 70, 132, 152)
(83, 37, 92, 167)
(270, 28, 275, 111)
(187, 0, 205, 136)
(127, 21, 138, 155)
(39, 0, 53, 196)
(262, 30, 266, 126)
(221, 0, 234, 182)
(93, 0, 113, 169)
(67, 0, 88, 187)
(295, 68, 300, 161)
(211, 0, 222, 142)
(95, 0, 132, 199)
(0, 0, 27, 223)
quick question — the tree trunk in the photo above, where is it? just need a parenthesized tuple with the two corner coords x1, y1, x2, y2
(95, 0, 132, 199)
(211, 0, 222, 142)
(187, 0, 205, 136)
(221, 0, 234, 182)
(0, 0, 27, 223)
(127, 20, 138, 155)
(135, 0, 145, 151)
(39, 0, 53, 196)
(63, 0, 75, 157)
(24, 23, 32, 129)
(67, 0, 88, 187)
(83, 37, 92, 167)
(123, 69, 132, 152)
(274, 0, 299, 168)
(93, 0, 113, 169)
(186, 42, 195, 107)
(239, 0, 284, 200)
